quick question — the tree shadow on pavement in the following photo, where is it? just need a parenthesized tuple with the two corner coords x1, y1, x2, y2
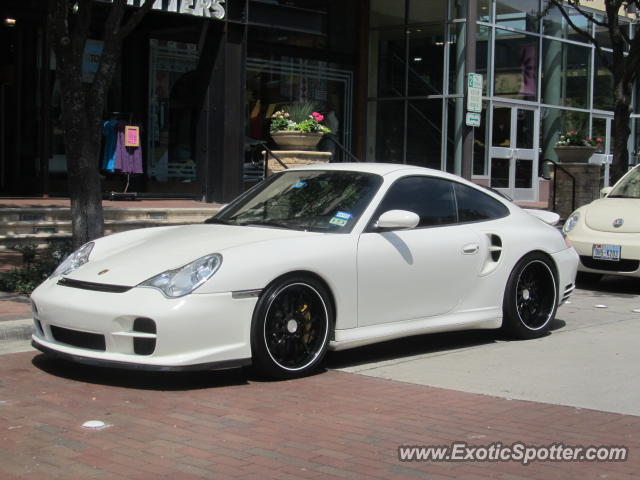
(31, 354, 250, 391)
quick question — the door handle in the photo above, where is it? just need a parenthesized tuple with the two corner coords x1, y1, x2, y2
(462, 243, 480, 255)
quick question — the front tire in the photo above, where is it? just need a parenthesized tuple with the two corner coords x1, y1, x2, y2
(502, 253, 558, 339)
(251, 276, 333, 379)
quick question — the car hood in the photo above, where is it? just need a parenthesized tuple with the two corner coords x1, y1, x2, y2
(584, 198, 640, 233)
(64, 224, 313, 286)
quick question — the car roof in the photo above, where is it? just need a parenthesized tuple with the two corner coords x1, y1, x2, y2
(289, 162, 460, 180)
(288, 162, 515, 208)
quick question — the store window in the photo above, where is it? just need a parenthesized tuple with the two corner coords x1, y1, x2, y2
(246, 55, 353, 159)
(147, 39, 199, 192)
(472, 101, 489, 175)
(373, 28, 407, 98)
(542, 38, 590, 108)
(540, 107, 589, 161)
(374, 100, 404, 163)
(409, 0, 448, 23)
(447, 23, 465, 95)
(408, 25, 445, 96)
(594, 15, 614, 50)
(406, 99, 443, 169)
(370, 0, 406, 27)
(494, 28, 538, 101)
(446, 97, 465, 174)
(593, 51, 614, 111)
(472, 25, 490, 96)
(542, 4, 590, 42)
(495, 0, 539, 33)
(478, 0, 491, 22)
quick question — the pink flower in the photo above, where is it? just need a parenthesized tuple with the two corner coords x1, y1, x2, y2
(312, 112, 324, 122)
(284, 113, 289, 118)
(597, 137, 603, 143)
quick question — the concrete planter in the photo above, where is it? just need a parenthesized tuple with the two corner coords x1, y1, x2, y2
(264, 151, 332, 176)
(554, 146, 596, 163)
(271, 131, 323, 151)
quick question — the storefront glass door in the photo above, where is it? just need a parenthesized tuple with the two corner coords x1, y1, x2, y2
(490, 104, 539, 201)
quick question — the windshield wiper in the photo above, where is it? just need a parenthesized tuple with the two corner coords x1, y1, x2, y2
(606, 195, 637, 199)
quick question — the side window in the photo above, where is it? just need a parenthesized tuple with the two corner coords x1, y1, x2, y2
(454, 183, 510, 222)
(375, 176, 457, 227)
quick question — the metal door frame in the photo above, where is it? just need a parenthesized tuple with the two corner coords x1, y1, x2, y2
(489, 102, 539, 202)
(591, 113, 613, 187)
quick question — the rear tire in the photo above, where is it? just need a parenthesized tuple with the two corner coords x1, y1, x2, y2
(502, 253, 558, 339)
(250, 275, 333, 379)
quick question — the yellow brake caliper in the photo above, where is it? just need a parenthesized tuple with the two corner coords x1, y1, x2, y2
(300, 304, 312, 344)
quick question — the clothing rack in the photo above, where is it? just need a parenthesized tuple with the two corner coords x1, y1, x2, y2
(103, 112, 142, 200)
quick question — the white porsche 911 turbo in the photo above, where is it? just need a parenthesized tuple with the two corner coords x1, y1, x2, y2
(31, 163, 578, 378)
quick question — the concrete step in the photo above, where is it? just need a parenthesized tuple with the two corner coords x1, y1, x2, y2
(0, 206, 221, 249)
(0, 207, 219, 223)
(1, 218, 213, 236)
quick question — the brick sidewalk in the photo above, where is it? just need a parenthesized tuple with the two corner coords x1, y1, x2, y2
(0, 351, 637, 479)
(0, 297, 31, 321)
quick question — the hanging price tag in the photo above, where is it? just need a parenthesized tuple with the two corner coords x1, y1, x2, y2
(124, 126, 140, 147)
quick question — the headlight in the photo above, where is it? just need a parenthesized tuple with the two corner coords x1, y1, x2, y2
(52, 242, 94, 277)
(562, 211, 580, 234)
(139, 253, 222, 298)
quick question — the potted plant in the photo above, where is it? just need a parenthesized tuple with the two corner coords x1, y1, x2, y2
(554, 130, 603, 163)
(270, 102, 331, 151)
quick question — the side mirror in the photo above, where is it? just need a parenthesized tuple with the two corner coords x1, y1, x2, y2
(375, 210, 420, 230)
(600, 187, 613, 198)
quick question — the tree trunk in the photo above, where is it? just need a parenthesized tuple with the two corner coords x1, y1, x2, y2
(611, 78, 631, 185)
(67, 130, 105, 249)
(56, 52, 105, 249)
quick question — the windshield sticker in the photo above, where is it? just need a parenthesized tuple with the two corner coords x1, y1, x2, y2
(329, 217, 348, 227)
(335, 211, 352, 220)
(291, 181, 307, 189)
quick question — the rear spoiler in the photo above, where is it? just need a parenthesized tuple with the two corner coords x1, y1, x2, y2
(523, 209, 560, 226)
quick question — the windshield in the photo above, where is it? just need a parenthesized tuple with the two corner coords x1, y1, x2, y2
(211, 170, 383, 233)
(608, 165, 640, 199)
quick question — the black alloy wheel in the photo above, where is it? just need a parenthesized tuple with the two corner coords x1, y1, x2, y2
(502, 253, 558, 339)
(251, 276, 332, 379)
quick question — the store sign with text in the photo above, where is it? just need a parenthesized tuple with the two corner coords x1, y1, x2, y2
(99, 0, 225, 20)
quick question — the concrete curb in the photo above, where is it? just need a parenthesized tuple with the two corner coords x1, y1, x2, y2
(0, 318, 34, 342)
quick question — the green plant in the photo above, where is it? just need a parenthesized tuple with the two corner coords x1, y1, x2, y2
(0, 241, 73, 295)
(556, 130, 603, 147)
(285, 102, 318, 123)
(270, 103, 331, 134)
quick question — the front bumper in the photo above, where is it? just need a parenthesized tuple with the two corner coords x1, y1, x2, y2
(30, 277, 257, 370)
(568, 230, 640, 277)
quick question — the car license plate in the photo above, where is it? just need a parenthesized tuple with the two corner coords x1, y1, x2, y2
(592, 244, 621, 261)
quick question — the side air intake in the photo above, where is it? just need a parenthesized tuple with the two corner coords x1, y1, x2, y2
(480, 234, 503, 276)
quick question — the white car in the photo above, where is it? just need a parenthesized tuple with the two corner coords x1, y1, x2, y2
(563, 163, 640, 281)
(31, 163, 578, 378)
